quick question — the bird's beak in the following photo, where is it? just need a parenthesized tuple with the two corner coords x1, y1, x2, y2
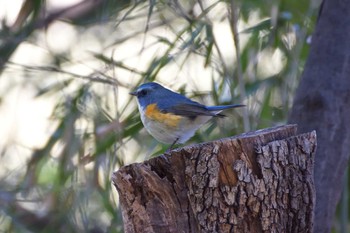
(129, 91, 137, 96)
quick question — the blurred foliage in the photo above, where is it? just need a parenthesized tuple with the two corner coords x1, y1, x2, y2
(0, 0, 325, 232)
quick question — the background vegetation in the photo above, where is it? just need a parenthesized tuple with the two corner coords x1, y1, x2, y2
(2, 0, 342, 232)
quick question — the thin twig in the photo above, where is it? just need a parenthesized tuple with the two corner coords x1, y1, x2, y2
(197, 0, 230, 78)
(7, 62, 119, 86)
(229, 0, 250, 131)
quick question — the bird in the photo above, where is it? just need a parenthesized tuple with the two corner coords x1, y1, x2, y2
(129, 82, 245, 149)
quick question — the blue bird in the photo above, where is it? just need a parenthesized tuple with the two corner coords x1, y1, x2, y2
(130, 82, 245, 148)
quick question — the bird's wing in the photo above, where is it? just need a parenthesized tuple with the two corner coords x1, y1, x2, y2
(165, 102, 218, 117)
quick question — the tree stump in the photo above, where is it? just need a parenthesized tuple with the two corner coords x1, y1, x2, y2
(112, 124, 316, 233)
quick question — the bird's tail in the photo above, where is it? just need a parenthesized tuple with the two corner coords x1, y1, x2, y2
(206, 104, 245, 111)
(206, 104, 245, 117)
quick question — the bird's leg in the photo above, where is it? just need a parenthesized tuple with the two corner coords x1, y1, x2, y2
(166, 138, 179, 152)
(160, 138, 179, 163)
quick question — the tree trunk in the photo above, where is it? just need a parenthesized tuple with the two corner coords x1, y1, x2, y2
(112, 125, 316, 233)
(288, 0, 350, 232)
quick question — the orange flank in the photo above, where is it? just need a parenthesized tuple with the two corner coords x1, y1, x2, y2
(145, 103, 182, 128)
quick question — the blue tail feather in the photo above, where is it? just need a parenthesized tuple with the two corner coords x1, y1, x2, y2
(206, 104, 245, 112)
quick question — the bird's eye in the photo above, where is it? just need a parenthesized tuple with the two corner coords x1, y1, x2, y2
(139, 89, 148, 97)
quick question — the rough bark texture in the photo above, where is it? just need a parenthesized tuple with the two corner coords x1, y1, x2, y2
(113, 125, 316, 233)
(288, 0, 350, 232)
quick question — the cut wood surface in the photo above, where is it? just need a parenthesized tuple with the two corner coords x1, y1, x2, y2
(112, 124, 316, 233)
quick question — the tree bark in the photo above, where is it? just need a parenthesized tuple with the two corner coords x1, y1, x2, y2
(288, 0, 350, 232)
(112, 125, 316, 233)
